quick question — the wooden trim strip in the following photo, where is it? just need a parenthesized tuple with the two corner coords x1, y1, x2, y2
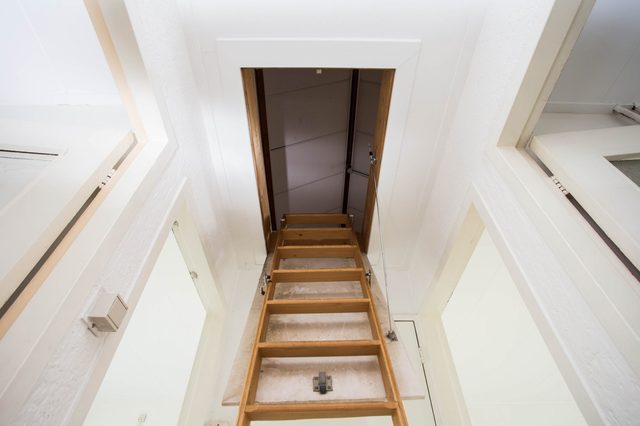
(258, 339, 381, 357)
(267, 298, 370, 314)
(245, 401, 397, 421)
(361, 70, 395, 251)
(242, 68, 273, 246)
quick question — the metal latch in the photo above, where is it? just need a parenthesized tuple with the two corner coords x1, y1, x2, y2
(313, 371, 332, 394)
(260, 273, 270, 296)
(365, 270, 373, 286)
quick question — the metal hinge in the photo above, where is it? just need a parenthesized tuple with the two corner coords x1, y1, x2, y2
(313, 371, 333, 394)
(550, 176, 569, 195)
(99, 168, 116, 189)
(418, 347, 426, 364)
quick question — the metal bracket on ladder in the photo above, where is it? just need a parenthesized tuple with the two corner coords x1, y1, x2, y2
(313, 371, 333, 394)
(260, 273, 270, 296)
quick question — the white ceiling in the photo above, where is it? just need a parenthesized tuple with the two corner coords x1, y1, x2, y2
(549, 0, 640, 107)
(0, 0, 120, 105)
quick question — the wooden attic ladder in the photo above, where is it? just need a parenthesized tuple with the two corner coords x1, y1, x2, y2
(237, 213, 408, 425)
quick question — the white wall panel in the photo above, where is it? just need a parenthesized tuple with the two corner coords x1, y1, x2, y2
(442, 230, 586, 426)
(265, 80, 350, 149)
(355, 80, 381, 136)
(273, 172, 345, 221)
(0, 0, 120, 105)
(549, 0, 640, 106)
(264, 69, 350, 224)
(263, 68, 350, 96)
(270, 131, 348, 194)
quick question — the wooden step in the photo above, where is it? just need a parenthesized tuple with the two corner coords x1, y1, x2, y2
(277, 245, 358, 259)
(266, 298, 370, 314)
(245, 401, 398, 421)
(271, 268, 363, 283)
(281, 227, 353, 242)
(257, 339, 381, 357)
(283, 213, 351, 226)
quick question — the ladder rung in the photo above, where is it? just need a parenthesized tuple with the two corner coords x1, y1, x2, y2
(277, 245, 357, 259)
(284, 213, 351, 226)
(272, 268, 363, 283)
(258, 339, 381, 357)
(281, 228, 353, 241)
(245, 401, 397, 421)
(267, 298, 370, 314)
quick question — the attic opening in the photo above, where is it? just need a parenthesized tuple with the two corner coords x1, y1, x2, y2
(242, 68, 394, 251)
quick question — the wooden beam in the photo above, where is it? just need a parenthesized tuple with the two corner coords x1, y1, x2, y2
(242, 68, 273, 246)
(245, 401, 398, 421)
(267, 298, 370, 314)
(271, 268, 363, 283)
(258, 339, 381, 357)
(342, 70, 360, 214)
(361, 70, 395, 251)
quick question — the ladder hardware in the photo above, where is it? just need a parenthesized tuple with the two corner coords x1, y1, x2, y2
(313, 371, 332, 394)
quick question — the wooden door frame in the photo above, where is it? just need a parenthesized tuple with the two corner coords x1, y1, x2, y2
(242, 68, 276, 250)
(359, 69, 394, 250)
(242, 68, 395, 253)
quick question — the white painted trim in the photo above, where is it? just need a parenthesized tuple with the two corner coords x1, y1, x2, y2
(202, 38, 421, 267)
(172, 201, 226, 426)
(531, 125, 640, 271)
(0, 128, 134, 307)
(490, 146, 640, 378)
(544, 101, 619, 114)
(497, 0, 595, 148)
(419, 203, 481, 426)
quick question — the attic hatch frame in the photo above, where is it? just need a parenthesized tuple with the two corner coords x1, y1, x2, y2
(242, 68, 395, 252)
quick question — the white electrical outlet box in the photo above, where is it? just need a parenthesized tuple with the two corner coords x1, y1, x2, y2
(87, 293, 128, 333)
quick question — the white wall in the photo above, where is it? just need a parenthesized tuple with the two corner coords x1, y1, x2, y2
(0, 0, 120, 105)
(84, 231, 205, 426)
(548, 0, 640, 109)
(264, 69, 351, 223)
(442, 230, 585, 426)
(534, 111, 634, 135)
